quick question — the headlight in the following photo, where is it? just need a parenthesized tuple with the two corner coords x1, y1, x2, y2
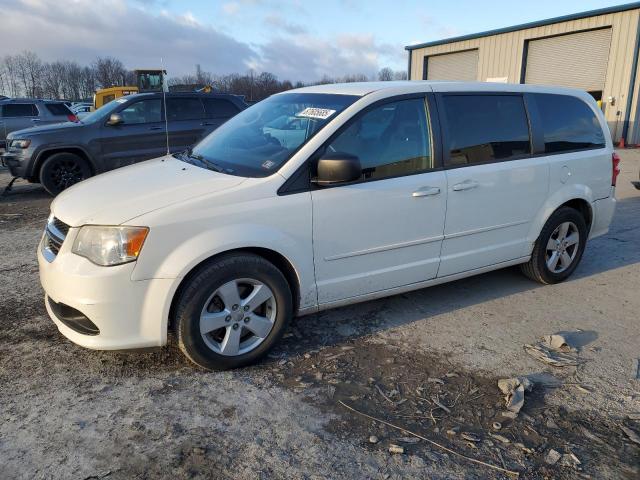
(10, 139, 31, 149)
(72, 226, 149, 266)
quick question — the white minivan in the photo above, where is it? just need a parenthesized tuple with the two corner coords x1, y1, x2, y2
(39, 81, 619, 370)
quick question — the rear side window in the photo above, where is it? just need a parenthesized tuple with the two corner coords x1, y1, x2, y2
(166, 97, 205, 121)
(533, 94, 605, 153)
(2, 103, 38, 117)
(44, 103, 73, 116)
(442, 95, 531, 166)
(203, 98, 240, 118)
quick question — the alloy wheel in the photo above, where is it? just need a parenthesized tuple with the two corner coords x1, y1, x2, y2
(199, 278, 276, 356)
(545, 221, 580, 274)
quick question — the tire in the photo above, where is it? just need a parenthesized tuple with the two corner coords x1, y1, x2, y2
(175, 253, 293, 370)
(39, 152, 92, 196)
(520, 206, 588, 285)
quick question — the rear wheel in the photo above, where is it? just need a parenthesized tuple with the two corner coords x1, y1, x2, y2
(39, 152, 92, 196)
(175, 253, 293, 370)
(520, 207, 588, 284)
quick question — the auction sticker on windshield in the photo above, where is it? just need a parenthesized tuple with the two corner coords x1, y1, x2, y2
(296, 107, 336, 120)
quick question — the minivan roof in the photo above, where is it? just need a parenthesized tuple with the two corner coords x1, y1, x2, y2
(286, 81, 594, 99)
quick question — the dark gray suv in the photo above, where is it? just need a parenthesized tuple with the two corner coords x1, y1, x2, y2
(0, 98, 77, 149)
(1, 92, 247, 195)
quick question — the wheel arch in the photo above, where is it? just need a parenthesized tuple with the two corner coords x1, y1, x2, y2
(167, 247, 302, 333)
(528, 186, 594, 249)
(32, 147, 96, 181)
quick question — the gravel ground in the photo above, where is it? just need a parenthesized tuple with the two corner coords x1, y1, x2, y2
(1, 151, 639, 479)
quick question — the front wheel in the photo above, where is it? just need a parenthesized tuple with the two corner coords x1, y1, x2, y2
(520, 207, 588, 284)
(175, 253, 293, 370)
(39, 152, 92, 196)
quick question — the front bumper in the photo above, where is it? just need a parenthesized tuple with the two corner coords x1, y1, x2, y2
(38, 227, 175, 350)
(1, 149, 30, 177)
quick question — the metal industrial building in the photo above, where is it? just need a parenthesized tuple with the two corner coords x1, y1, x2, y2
(406, 2, 640, 144)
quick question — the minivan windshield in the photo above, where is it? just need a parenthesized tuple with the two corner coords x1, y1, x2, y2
(182, 93, 359, 177)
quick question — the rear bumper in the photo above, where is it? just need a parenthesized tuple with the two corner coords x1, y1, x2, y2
(589, 193, 617, 239)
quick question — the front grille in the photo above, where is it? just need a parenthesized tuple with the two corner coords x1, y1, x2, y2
(51, 218, 70, 237)
(42, 216, 70, 262)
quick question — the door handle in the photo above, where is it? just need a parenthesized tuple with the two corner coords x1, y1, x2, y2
(452, 180, 479, 192)
(31, 118, 41, 122)
(412, 186, 441, 197)
(200, 122, 215, 126)
(149, 126, 164, 130)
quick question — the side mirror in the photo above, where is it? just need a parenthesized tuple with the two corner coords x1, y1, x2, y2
(106, 113, 122, 126)
(314, 153, 361, 186)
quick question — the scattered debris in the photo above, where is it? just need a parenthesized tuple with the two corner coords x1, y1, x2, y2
(621, 425, 640, 445)
(369, 435, 379, 444)
(431, 395, 452, 414)
(446, 428, 458, 436)
(388, 444, 405, 454)
(339, 401, 520, 477)
(544, 334, 577, 352)
(427, 377, 444, 385)
(560, 452, 581, 468)
(492, 422, 502, 431)
(635, 359, 640, 380)
(524, 333, 582, 367)
(489, 433, 511, 444)
(445, 372, 459, 378)
(545, 449, 562, 465)
(501, 411, 518, 419)
(461, 432, 481, 442)
(497, 377, 533, 413)
(628, 413, 640, 421)
(397, 436, 420, 444)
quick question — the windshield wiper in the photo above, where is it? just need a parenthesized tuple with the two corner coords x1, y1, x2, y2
(180, 148, 226, 173)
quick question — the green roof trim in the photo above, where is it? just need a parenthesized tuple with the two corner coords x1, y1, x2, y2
(405, 1, 640, 50)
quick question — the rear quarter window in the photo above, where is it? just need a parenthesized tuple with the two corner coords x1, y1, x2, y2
(533, 93, 605, 153)
(44, 103, 73, 116)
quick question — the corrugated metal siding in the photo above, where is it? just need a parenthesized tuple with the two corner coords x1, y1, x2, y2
(409, 9, 640, 142)
(525, 28, 612, 91)
(426, 50, 479, 81)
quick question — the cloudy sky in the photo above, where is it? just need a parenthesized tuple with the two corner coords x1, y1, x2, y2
(0, 0, 621, 82)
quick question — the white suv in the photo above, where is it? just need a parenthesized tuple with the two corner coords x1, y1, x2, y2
(39, 81, 618, 370)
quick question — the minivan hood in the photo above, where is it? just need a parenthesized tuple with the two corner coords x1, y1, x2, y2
(51, 156, 246, 226)
(9, 120, 80, 138)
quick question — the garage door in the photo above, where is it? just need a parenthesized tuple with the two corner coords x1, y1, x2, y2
(425, 50, 479, 81)
(524, 28, 612, 91)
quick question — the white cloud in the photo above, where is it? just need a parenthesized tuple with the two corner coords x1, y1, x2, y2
(222, 2, 240, 15)
(0, 0, 406, 82)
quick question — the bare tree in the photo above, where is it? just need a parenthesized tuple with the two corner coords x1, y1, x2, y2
(393, 70, 408, 81)
(378, 67, 394, 81)
(93, 57, 127, 88)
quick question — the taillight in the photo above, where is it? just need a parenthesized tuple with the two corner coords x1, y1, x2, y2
(612, 152, 621, 186)
(67, 114, 79, 122)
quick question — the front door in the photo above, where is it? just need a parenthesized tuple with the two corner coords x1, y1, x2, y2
(435, 93, 549, 277)
(99, 98, 167, 170)
(311, 96, 447, 304)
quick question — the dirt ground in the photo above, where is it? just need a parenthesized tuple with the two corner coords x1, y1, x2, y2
(1, 151, 639, 480)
